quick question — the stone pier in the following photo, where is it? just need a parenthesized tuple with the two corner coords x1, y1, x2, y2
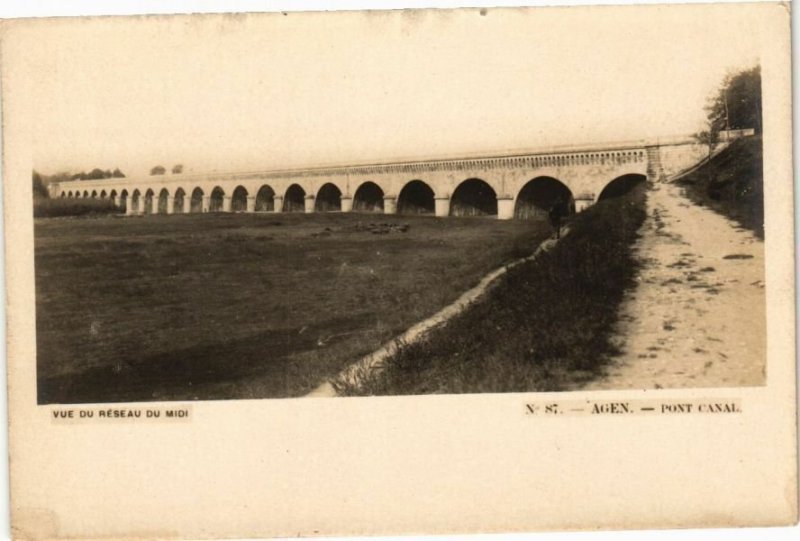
(435, 197, 450, 218)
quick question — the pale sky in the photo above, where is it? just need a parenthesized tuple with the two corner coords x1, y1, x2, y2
(20, 3, 763, 177)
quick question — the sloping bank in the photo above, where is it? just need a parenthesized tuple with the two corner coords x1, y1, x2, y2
(335, 184, 647, 396)
(674, 135, 763, 238)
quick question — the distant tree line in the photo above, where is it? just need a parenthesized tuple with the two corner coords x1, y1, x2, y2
(32, 166, 127, 199)
(695, 65, 762, 156)
(32, 161, 187, 199)
(150, 164, 183, 175)
(70, 167, 126, 180)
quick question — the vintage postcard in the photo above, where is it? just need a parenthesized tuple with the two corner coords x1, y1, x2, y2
(2, 2, 796, 539)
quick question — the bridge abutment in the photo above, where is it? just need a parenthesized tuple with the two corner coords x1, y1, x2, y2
(182, 197, 191, 214)
(273, 195, 284, 213)
(166, 196, 175, 214)
(222, 196, 232, 212)
(202, 196, 210, 213)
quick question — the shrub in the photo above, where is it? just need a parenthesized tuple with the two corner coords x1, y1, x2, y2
(680, 136, 763, 238)
(34, 198, 123, 218)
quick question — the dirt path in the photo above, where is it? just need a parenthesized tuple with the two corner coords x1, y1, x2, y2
(583, 181, 765, 390)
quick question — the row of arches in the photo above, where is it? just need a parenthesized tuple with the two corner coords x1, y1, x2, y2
(60, 174, 645, 218)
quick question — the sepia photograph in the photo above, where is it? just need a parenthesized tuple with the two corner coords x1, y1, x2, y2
(3, 1, 796, 538)
(29, 3, 768, 405)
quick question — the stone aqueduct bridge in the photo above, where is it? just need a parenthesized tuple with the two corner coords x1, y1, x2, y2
(52, 137, 704, 219)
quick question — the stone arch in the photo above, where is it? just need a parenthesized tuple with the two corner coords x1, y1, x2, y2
(397, 180, 435, 215)
(231, 185, 248, 212)
(315, 183, 341, 212)
(119, 189, 128, 211)
(100, 190, 107, 199)
(83, 190, 89, 198)
(173, 188, 186, 213)
(450, 178, 497, 217)
(514, 177, 574, 220)
(209, 186, 225, 212)
(255, 185, 275, 212)
(67, 191, 73, 198)
(353, 181, 384, 213)
(598, 174, 646, 201)
(131, 189, 141, 213)
(157, 188, 170, 214)
(283, 184, 305, 212)
(190, 187, 204, 213)
(144, 189, 155, 215)
(90, 190, 98, 198)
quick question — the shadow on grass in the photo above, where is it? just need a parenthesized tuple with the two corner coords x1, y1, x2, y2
(39, 314, 371, 404)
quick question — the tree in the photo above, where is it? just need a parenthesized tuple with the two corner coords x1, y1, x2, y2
(150, 165, 166, 176)
(702, 66, 762, 141)
(86, 168, 106, 180)
(112, 168, 126, 178)
(172, 164, 183, 174)
(693, 129, 720, 159)
(692, 66, 762, 193)
(32, 170, 48, 198)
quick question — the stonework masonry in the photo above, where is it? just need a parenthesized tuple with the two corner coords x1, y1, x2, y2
(51, 136, 721, 219)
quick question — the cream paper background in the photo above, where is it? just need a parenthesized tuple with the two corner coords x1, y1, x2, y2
(2, 2, 796, 539)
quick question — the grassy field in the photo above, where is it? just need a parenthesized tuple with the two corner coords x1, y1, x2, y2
(676, 136, 763, 238)
(35, 212, 550, 403)
(337, 184, 647, 396)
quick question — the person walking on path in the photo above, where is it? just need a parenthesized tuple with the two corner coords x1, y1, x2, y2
(548, 197, 567, 239)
